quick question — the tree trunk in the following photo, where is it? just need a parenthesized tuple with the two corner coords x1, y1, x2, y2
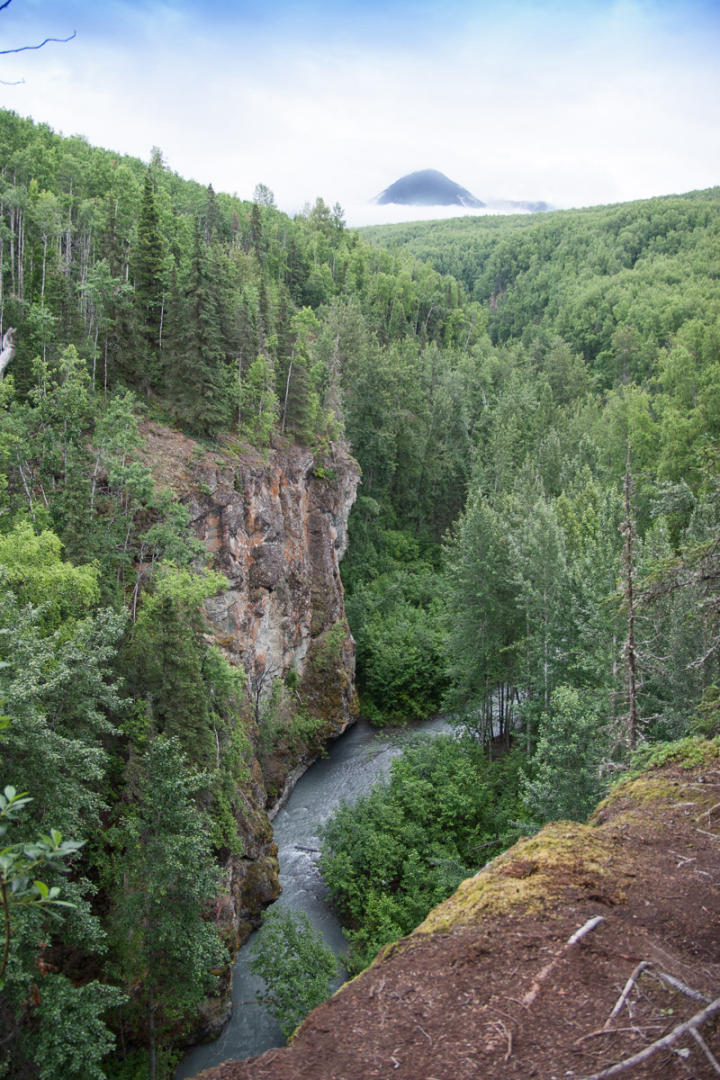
(148, 982, 156, 1080)
(622, 441, 639, 750)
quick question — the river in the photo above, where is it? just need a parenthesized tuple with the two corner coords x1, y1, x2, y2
(176, 714, 452, 1079)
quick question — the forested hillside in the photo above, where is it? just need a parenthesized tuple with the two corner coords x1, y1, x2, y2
(0, 109, 476, 1080)
(319, 190, 720, 967)
(1, 104, 720, 1080)
(353, 190, 720, 730)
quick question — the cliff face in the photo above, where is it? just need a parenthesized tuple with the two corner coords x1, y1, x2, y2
(197, 740, 720, 1080)
(140, 423, 360, 1028)
(193, 442, 357, 709)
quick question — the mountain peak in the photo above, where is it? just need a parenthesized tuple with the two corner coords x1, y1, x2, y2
(374, 169, 485, 209)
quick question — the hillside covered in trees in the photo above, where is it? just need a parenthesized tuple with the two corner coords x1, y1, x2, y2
(1, 105, 719, 1080)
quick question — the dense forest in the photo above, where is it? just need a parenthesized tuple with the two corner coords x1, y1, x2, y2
(319, 190, 720, 967)
(1, 106, 719, 1078)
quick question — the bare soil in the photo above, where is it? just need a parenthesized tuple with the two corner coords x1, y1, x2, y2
(196, 753, 720, 1080)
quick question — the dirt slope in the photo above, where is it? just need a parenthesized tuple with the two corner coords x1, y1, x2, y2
(196, 740, 720, 1080)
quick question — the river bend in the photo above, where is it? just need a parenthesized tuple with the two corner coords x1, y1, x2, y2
(177, 715, 451, 1078)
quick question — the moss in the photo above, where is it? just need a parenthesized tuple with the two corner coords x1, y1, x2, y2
(312, 619, 349, 675)
(409, 742, 720, 943)
(624, 736, 720, 778)
(414, 822, 625, 935)
(594, 737, 720, 820)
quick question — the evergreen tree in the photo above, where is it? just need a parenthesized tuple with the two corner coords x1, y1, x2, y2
(106, 737, 225, 1080)
(521, 686, 607, 824)
(132, 172, 164, 393)
(168, 224, 231, 433)
(249, 910, 338, 1041)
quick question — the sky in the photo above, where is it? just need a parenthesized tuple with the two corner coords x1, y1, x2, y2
(1, 0, 719, 226)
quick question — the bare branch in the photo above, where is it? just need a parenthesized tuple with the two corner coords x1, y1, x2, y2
(603, 961, 651, 1028)
(652, 969, 712, 1005)
(522, 916, 605, 1007)
(581, 995, 720, 1080)
(690, 1028, 720, 1074)
(0, 31, 76, 55)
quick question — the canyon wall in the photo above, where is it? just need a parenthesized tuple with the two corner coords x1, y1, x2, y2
(141, 423, 360, 1031)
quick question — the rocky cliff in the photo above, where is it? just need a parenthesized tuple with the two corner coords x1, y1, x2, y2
(140, 423, 360, 1028)
(197, 739, 720, 1079)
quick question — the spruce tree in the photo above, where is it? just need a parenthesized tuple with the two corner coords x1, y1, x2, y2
(132, 172, 164, 394)
(168, 223, 231, 434)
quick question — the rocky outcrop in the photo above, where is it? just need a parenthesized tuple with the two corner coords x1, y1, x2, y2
(192, 442, 357, 702)
(140, 423, 360, 1003)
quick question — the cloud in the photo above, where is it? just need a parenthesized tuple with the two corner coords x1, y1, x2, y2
(2, 0, 718, 218)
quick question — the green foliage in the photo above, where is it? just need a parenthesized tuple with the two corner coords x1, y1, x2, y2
(105, 737, 226, 1068)
(0, 587, 125, 837)
(257, 678, 325, 764)
(123, 567, 251, 851)
(311, 620, 347, 675)
(249, 909, 338, 1041)
(521, 686, 608, 824)
(124, 566, 226, 760)
(241, 356, 278, 446)
(0, 784, 82, 985)
(623, 735, 720, 778)
(346, 530, 447, 724)
(102, 1047, 181, 1080)
(28, 975, 125, 1080)
(0, 522, 100, 633)
(2, 105, 720, 1074)
(320, 737, 525, 971)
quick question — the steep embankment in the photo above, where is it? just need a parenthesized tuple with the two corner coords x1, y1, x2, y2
(140, 422, 359, 1019)
(198, 741, 720, 1079)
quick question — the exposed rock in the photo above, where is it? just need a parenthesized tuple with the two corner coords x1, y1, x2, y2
(139, 423, 360, 1028)
(195, 741, 720, 1080)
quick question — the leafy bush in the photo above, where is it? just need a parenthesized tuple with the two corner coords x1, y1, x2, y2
(249, 909, 339, 1040)
(320, 736, 525, 971)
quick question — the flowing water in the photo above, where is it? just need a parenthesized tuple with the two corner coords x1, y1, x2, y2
(176, 715, 452, 1078)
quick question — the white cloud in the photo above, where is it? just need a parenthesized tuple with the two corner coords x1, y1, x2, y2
(2, 0, 718, 218)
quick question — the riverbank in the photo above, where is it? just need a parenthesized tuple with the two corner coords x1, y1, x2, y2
(186, 740, 720, 1080)
(177, 716, 452, 1078)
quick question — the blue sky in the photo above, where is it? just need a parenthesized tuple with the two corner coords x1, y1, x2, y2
(2, 0, 719, 225)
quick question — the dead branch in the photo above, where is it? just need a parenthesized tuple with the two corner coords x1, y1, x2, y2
(522, 916, 605, 1007)
(569, 916, 606, 946)
(652, 969, 711, 1004)
(669, 851, 695, 867)
(604, 961, 651, 1028)
(575, 1025, 665, 1045)
(581, 995, 720, 1080)
(0, 30, 76, 55)
(690, 1028, 720, 1074)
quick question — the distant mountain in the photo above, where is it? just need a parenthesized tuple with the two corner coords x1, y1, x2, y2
(374, 169, 485, 208)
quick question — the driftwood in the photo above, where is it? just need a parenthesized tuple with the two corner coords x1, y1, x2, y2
(0, 328, 15, 377)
